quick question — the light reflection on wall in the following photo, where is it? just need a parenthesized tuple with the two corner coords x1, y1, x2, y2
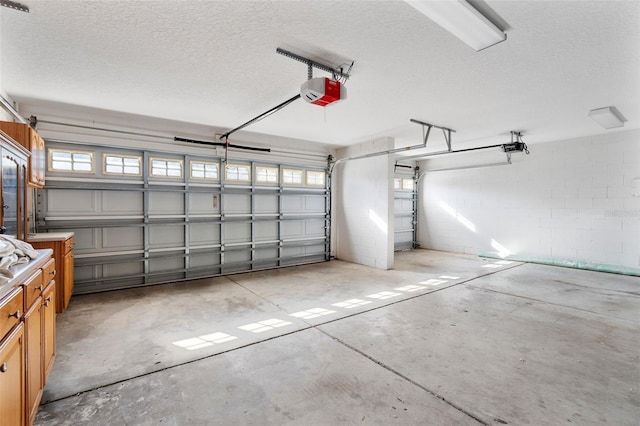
(439, 201, 477, 233)
(368, 209, 388, 235)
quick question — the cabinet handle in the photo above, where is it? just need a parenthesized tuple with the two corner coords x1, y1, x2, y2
(8, 310, 20, 318)
(35, 285, 44, 291)
(1, 363, 7, 373)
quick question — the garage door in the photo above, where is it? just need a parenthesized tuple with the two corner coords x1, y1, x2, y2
(39, 141, 330, 294)
(393, 168, 417, 251)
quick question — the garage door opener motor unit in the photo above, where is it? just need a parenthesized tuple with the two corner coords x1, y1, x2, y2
(301, 77, 346, 107)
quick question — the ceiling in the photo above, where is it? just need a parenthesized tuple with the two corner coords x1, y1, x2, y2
(1, 0, 639, 151)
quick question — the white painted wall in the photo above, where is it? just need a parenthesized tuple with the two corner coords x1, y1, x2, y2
(333, 137, 395, 269)
(418, 129, 640, 274)
(0, 9, 11, 122)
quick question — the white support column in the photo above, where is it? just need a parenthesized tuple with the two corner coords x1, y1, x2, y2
(333, 137, 395, 270)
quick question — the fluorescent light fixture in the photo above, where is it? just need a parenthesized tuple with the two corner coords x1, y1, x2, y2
(588, 106, 627, 129)
(1, 0, 29, 13)
(405, 0, 506, 51)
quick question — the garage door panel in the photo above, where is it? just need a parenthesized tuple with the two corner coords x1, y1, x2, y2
(104, 261, 144, 277)
(255, 194, 278, 214)
(395, 198, 413, 211)
(73, 228, 98, 253)
(304, 196, 325, 212)
(102, 191, 143, 213)
(255, 247, 278, 261)
(281, 246, 325, 266)
(102, 227, 143, 250)
(282, 244, 325, 257)
(47, 189, 97, 214)
(395, 216, 413, 230)
(149, 192, 184, 215)
(255, 222, 278, 241)
(224, 250, 251, 273)
(189, 223, 220, 244)
(74, 265, 96, 282)
(149, 224, 185, 248)
(225, 194, 251, 214)
(281, 221, 303, 238)
(149, 257, 184, 273)
(190, 252, 221, 269)
(304, 220, 325, 237)
(224, 222, 250, 244)
(188, 193, 220, 215)
(282, 195, 325, 213)
(281, 195, 303, 212)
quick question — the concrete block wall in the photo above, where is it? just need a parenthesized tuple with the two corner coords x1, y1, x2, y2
(417, 129, 640, 274)
(333, 137, 395, 270)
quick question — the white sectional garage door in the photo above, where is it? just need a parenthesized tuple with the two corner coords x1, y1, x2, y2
(39, 141, 330, 294)
(393, 168, 417, 251)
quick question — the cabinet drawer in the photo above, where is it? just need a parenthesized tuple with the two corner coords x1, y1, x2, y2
(22, 270, 43, 313)
(0, 287, 23, 339)
(42, 258, 56, 285)
(64, 237, 74, 254)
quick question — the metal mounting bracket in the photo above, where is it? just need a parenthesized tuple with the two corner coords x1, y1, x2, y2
(410, 119, 456, 151)
(277, 47, 352, 81)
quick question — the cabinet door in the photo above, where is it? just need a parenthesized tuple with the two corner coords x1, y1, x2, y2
(0, 149, 27, 240)
(0, 324, 26, 426)
(63, 250, 74, 311)
(42, 283, 56, 382)
(1, 155, 19, 237)
(25, 298, 43, 424)
(29, 130, 45, 188)
(33, 131, 45, 187)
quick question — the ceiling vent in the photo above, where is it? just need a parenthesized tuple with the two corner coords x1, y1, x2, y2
(301, 77, 347, 107)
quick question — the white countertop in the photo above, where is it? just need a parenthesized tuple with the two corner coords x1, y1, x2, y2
(27, 232, 74, 242)
(0, 248, 53, 300)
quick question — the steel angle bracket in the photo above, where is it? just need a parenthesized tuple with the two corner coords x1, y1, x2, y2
(410, 119, 456, 151)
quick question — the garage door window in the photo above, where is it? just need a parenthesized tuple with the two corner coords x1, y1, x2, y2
(150, 158, 183, 178)
(49, 149, 94, 173)
(255, 166, 278, 184)
(306, 170, 326, 187)
(394, 178, 413, 191)
(282, 168, 303, 185)
(104, 154, 141, 175)
(225, 164, 251, 182)
(190, 161, 218, 180)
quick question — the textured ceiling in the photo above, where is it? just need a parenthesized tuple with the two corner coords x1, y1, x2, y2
(1, 0, 639, 150)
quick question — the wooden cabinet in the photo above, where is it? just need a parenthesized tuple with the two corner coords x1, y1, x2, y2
(24, 296, 42, 425)
(0, 287, 23, 338)
(42, 282, 56, 382)
(1, 287, 27, 426)
(29, 132, 45, 187)
(0, 122, 45, 188)
(0, 323, 26, 426)
(28, 234, 73, 313)
(0, 251, 55, 426)
(0, 131, 29, 240)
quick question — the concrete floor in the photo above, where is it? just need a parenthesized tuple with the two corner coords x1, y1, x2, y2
(35, 250, 639, 425)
